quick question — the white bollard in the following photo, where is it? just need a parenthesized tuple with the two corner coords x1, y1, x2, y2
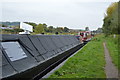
(113, 34, 116, 38)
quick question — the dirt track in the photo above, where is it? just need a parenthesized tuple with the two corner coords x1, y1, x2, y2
(103, 42, 118, 78)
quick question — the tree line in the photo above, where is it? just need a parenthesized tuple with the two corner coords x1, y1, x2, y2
(102, 1, 119, 35)
(1, 22, 69, 34)
(25, 22, 69, 34)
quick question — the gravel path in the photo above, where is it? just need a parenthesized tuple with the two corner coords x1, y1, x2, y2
(103, 42, 118, 78)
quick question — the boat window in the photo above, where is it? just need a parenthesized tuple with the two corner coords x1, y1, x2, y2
(1, 42, 27, 61)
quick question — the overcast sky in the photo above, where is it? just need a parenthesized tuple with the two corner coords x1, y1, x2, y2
(1, 0, 119, 30)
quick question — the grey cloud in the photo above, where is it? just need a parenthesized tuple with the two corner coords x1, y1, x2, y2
(1, 1, 112, 30)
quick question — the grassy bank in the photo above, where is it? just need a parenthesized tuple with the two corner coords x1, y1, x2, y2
(104, 35, 119, 70)
(49, 35, 106, 78)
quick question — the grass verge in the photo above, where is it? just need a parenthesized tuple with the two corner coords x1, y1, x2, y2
(49, 35, 106, 78)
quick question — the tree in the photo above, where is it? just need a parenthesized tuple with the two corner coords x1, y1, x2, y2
(43, 23, 47, 27)
(63, 27, 69, 32)
(85, 27, 89, 31)
(56, 27, 64, 33)
(96, 28, 103, 33)
(106, 2, 118, 16)
(34, 24, 44, 34)
(102, 2, 119, 35)
(48, 26, 54, 29)
(48, 26, 54, 33)
(42, 23, 48, 32)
